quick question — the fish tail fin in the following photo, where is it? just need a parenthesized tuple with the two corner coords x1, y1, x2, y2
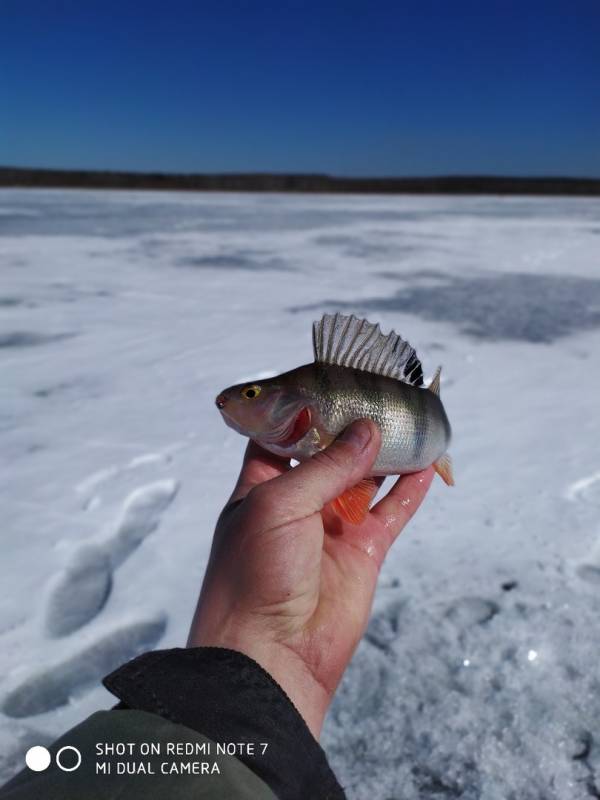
(331, 478, 378, 524)
(434, 453, 454, 486)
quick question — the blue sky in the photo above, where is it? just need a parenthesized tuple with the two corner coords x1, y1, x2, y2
(1, 0, 599, 176)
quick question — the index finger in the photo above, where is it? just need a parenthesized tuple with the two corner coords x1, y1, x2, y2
(229, 439, 291, 504)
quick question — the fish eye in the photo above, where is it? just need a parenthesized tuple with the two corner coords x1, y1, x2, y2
(241, 384, 261, 400)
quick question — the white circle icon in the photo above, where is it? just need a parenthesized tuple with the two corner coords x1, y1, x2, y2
(56, 745, 82, 772)
(25, 746, 51, 772)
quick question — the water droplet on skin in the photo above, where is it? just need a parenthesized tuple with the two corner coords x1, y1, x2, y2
(400, 497, 411, 507)
(382, 514, 399, 530)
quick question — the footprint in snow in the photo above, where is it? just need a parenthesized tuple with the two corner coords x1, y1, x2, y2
(2, 617, 167, 718)
(364, 601, 404, 652)
(105, 479, 179, 569)
(44, 544, 113, 638)
(576, 564, 600, 586)
(331, 643, 388, 722)
(43, 480, 179, 638)
(445, 597, 500, 627)
(76, 450, 174, 510)
(565, 470, 600, 504)
(566, 471, 600, 586)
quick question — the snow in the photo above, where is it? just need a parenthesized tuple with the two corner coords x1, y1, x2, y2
(1, 188, 600, 797)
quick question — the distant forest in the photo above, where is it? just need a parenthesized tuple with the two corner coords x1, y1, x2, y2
(1, 167, 599, 195)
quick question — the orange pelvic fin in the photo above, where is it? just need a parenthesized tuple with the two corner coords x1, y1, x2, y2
(331, 478, 378, 525)
(434, 453, 454, 486)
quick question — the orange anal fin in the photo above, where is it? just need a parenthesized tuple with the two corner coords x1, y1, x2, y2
(434, 453, 454, 486)
(331, 478, 378, 525)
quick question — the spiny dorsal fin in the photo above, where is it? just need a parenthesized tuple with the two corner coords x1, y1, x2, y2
(312, 313, 423, 386)
(428, 366, 442, 396)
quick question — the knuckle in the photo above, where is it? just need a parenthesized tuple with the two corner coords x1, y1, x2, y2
(245, 482, 272, 515)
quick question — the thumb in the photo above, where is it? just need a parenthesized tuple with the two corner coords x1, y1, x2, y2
(250, 419, 381, 527)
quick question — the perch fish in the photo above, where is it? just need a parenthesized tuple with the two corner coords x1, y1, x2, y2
(216, 313, 453, 523)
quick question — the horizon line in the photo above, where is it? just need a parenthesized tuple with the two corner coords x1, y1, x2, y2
(1, 166, 599, 197)
(2, 165, 600, 181)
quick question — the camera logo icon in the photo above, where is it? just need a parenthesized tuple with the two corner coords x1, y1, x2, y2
(25, 745, 82, 772)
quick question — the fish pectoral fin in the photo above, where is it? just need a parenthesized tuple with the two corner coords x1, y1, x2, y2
(434, 453, 454, 486)
(331, 478, 378, 525)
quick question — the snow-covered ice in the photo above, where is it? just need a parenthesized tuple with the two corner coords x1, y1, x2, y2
(1, 188, 600, 797)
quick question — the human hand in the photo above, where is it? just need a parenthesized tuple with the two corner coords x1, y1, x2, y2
(188, 419, 434, 738)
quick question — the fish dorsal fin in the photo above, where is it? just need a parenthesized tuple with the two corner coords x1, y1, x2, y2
(312, 313, 423, 386)
(428, 366, 442, 396)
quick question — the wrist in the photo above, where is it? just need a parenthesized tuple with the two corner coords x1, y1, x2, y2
(245, 640, 331, 739)
(189, 624, 331, 738)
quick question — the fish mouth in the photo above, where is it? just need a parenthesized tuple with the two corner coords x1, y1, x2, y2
(271, 406, 312, 447)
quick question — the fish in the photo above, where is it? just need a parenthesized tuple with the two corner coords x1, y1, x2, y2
(216, 313, 453, 524)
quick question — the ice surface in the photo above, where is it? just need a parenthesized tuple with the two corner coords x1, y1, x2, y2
(1, 189, 600, 796)
(303, 272, 600, 342)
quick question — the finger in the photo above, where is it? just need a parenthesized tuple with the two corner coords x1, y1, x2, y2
(370, 465, 435, 546)
(249, 419, 381, 529)
(229, 439, 291, 504)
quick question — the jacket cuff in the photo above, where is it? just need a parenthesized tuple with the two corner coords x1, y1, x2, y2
(103, 646, 345, 800)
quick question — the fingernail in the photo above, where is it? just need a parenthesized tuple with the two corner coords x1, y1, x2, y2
(339, 419, 372, 450)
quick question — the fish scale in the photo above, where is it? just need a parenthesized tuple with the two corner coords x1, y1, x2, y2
(290, 363, 449, 475)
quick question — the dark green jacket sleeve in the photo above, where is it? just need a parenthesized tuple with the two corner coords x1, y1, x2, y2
(0, 708, 277, 799)
(0, 648, 346, 800)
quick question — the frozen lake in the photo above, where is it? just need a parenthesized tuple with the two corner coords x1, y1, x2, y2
(1, 189, 600, 798)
